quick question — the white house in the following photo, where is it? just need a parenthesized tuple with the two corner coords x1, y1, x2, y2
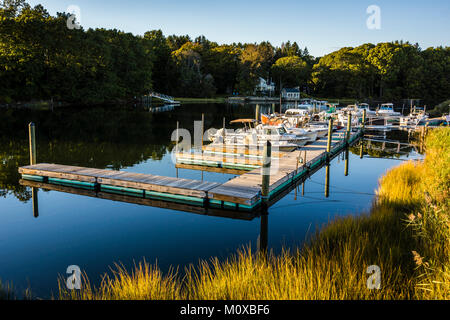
(281, 88, 300, 100)
(255, 77, 275, 94)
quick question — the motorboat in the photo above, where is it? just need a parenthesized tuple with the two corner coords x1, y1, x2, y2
(376, 103, 401, 116)
(210, 119, 308, 150)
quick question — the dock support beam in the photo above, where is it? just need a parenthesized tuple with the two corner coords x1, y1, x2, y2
(346, 113, 352, 143)
(344, 148, 349, 177)
(255, 104, 260, 122)
(176, 121, 179, 153)
(261, 141, 272, 210)
(32, 187, 39, 218)
(325, 164, 330, 198)
(258, 213, 268, 256)
(326, 118, 333, 154)
(29, 122, 36, 165)
(201, 113, 205, 149)
(222, 117, 226, 141)
(362, 109, 366, 131)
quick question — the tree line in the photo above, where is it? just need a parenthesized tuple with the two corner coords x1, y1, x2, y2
(1, 1, 449, 105)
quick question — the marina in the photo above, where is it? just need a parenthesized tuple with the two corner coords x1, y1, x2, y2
(19, 123, 363, 212)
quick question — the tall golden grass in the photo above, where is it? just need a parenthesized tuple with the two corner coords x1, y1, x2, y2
(54, 127, 446, 300)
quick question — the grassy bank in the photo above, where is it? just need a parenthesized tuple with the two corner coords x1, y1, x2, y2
(57, 128, 442, 299)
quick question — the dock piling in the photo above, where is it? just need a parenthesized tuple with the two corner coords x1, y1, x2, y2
(261, 141, 272, 206)
(344, 148, 349, 176)
(346, 113, 352, 143)
(222, 117, 226, 140)
(176, 121, 179, 153)
(201, 113, 205, 149)
(28, 122, 36, 165)
(255, 104, 260, 122)
(362, 109, 366, 131)
(32, 187, 39, 218)
(325, 164, 330, 198)
(258, 213, 268, 256)
(326, 119, 333, 154)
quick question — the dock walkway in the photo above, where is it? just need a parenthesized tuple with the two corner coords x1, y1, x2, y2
(19, 130, 362, 212)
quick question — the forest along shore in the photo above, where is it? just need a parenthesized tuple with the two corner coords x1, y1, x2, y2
(1, 3, 448, 107)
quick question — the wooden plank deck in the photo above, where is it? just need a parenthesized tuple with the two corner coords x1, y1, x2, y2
(20, 179, 257, 221)
(19, 164, 220, 199)
(207, 131, 353, 206)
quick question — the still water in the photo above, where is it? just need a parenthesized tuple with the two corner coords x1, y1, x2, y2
(0, 103, 422, 297)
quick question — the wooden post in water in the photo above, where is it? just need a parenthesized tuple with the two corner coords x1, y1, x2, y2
(344, 148, 349, 176)
(360, 142, 364, 159)
(175, 121, 179, 154)
(271, 103, 275, 115)
(222, 117, 226, 141)
(32, 187, 39, 218)
(279, 93, 282, 114)
(362, 109, 366, 131)
(261, 141, 272, 208)
(325, 164, 330, 198)
(346, 113, 352, 143)
(258, 213, 268, 256)
(201, 113, 205, 149)
(28, 122, 36, 165)
(255, 104, 260, 122)
(326, 118, 333, 153)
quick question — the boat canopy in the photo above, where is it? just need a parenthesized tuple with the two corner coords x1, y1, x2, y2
(229, 119, 257, 124)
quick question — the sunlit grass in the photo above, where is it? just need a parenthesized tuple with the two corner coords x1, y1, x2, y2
(55, 127, 448, 300)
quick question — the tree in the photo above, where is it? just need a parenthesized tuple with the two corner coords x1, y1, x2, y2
(271, 56, 309, 89)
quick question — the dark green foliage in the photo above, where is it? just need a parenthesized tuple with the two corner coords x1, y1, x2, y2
(312, 42, 449, 106)
(0, 3, 154, 104)
(0, 2, 448, 106)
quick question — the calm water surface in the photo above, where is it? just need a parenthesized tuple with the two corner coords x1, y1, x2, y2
(0, 103, 422, 297)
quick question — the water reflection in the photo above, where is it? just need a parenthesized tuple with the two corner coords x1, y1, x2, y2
(0, 103, 262, 202)
(0, 103, 424, 296)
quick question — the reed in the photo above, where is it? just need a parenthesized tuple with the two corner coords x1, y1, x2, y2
(57, 128, 449, 300)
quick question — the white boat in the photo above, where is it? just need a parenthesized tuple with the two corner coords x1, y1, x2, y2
(304, 123, 328, 138)
(254, 125, 309, 146)
(356, 103, 377, 116)
(210, 119, 308, 149)
(400, 110, 429, 126)
(284, 108, 309, 117)
(376, 103, 401, 116)
(337, 112, 361, 128)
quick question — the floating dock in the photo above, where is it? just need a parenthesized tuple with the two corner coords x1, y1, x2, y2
(19, 128, 362, 213)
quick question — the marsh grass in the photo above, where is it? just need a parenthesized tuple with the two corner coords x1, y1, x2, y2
(57, 128, 449, 300)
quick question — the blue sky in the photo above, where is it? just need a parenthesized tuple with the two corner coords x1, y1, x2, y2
(28, 0, 449, 56)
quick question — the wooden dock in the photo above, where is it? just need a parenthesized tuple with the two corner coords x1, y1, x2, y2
(19, 129, 362, 213)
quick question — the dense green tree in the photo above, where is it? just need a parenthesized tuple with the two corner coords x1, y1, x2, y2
(0, 1, 448, 106)
(271, 56, 309, 89)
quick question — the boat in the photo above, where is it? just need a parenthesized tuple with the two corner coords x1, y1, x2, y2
(376, 103, 401, 116)
(304, 123, 329, 138)
(282, 126, 318, 142)
(254, 125, 309, 146)
(210, 119, 308, 150)
(356, 103, 377, 116)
